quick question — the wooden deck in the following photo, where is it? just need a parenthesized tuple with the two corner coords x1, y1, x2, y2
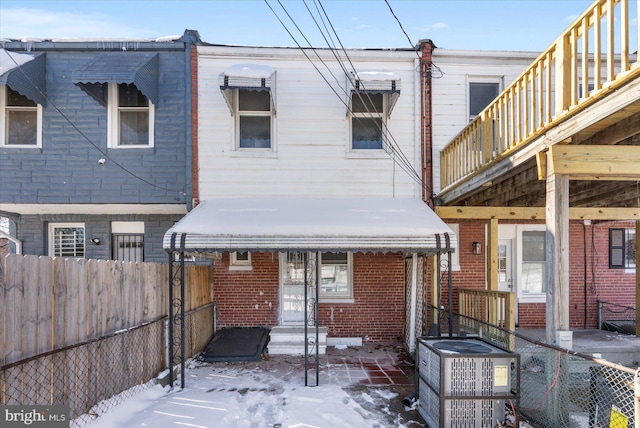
(436, 0, 640, 343)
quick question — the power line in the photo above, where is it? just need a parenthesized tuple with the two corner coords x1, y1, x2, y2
(265, 0, 427, 191)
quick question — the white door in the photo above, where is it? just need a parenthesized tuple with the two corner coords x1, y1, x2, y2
(280, 252, 316, 325)
(498, 240, 513, 292)
(497, 239, 517, 322)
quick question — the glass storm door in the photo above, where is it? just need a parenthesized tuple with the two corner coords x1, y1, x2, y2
(497, 239, 517, 322)
(280, 252, 316, 325)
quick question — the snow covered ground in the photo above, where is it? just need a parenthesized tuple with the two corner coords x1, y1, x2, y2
(83, 345, 423, 428)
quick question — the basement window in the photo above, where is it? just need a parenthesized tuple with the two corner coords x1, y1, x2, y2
(610, 228, 636, 270)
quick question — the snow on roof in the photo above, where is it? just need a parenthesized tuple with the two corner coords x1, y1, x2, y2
(164, 197, 456, 254)
(223, 63, 275, 79)
(0, 48, 35, 75)
(353, 70, 400, 82)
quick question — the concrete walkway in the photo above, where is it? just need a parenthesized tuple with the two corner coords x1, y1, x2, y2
(517, 328, 640, 368)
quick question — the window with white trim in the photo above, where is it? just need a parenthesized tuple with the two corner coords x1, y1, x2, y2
(111, 221, 144, 262)
(107, 83, 154, 148)
(610, 228, 636, 270)
(521, 230, 546, 294)
(230, 251, 252, 270)
(469, 78, 501, 121)
(0, 86, 42, 147)
(236, 90, 272, 149)
(320, 252, 353, 300)
(350, 92, 385, 150)
(49, 223, 85, 258)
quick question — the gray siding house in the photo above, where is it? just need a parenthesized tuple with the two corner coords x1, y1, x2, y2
(0, 31, 199, 262)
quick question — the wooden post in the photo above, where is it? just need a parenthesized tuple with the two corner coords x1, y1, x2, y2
(487, 218, 499, 290)
(545, 151, 570, 343)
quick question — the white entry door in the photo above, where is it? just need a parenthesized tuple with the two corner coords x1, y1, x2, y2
(497, 239, 517, 322)
(498, 239, 513, 292)
(280, 252, 316, 325)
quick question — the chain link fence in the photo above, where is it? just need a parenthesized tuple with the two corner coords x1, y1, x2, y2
(0, 302, 216, 427)
(426, 306, 638, 428)
(1, 316, 166, 427)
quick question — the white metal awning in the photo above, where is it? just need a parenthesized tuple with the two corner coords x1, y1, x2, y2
(349, 70, 401, 116)
(163, 197, 456, 255)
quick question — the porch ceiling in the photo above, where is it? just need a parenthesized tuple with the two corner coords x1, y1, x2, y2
(436, 91, 640, 210)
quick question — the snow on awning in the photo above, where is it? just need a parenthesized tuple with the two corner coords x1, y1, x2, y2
(72, 52, 159, 105)
(164, 197, 456, 255)
(0, 49, 46, 105)
(349, 70, 401, 116)
(219, 64, 276, 114)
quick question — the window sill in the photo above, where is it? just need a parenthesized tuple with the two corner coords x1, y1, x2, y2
(319, 297, 355, 304)
(229, 265, 252, 271)
(345, 150, 388, 160)
(1, 144, 41, 149)
(229, 150, 278, 159)
(518, 295, 546, 304)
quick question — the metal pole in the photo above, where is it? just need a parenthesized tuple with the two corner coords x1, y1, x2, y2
(436, 252, 441, 337)
(635, 368, 640, 428)
(168, 251, 174, 388)
(304, 252, 308, 386)
(180, 250, 185, 389)
(316, 251, 320, 386)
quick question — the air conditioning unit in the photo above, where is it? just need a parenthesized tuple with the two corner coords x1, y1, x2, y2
(417, 337, 519, 428)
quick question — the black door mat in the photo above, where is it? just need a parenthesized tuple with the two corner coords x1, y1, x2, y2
(200, 326, 270, 362)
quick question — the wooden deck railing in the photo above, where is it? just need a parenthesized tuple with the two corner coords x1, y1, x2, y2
(440, 0, 640, 190)
(458, 288, 516, 332)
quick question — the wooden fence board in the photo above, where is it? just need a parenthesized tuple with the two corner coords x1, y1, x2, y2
(2, 256, 212, 364)
(52, 257, 67, 351)
(37, 257, 53, 355)
(4, 255, 24, 365)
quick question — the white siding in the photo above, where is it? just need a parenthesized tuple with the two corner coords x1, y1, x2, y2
(431, 50, 539, 193)
(197, 46, 421, 200)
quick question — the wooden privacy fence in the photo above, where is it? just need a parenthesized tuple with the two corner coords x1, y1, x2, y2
(458, 287, 516, 331)
(1, 254, 212, 366)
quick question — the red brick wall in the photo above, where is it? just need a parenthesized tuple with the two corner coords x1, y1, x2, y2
(319, 253, 405, 342)
(213, 252, 406, 342)
(449, 220, 637, 329)
(213, 252, 280, 328)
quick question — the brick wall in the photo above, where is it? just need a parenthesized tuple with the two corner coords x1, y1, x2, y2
(451, 220, 637, 329)
(213, 252, 406, 342)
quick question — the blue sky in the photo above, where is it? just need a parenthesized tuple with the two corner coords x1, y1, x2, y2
(1, 0, 599, 52)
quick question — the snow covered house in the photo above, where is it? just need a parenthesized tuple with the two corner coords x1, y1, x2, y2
(0, 31, 199, 262)
(165, 43, 456, 354)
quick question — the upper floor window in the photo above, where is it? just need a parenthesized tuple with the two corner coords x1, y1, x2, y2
(351, 92, 385, 150)
(49, 223, 85, 258)
(237, 90, 272, 149)
(348, 70, 400, 152)
(0, 86, 42, 147)
(469, 80, 501, 121)
(108, 83, 154, 148)
(610, 228, 636, 270)
(220, 64, 276, 153)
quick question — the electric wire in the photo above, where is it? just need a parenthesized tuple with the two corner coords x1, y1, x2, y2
(3, 50, 186, 199)
(268, 0, 427, 192)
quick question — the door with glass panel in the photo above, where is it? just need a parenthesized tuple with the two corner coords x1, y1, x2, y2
(280, 252, 316, 325)
(497, 239, 516, 323)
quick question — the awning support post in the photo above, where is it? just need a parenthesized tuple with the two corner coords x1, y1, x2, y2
(168, 233, 186, 389)
(304, 251, 320, 386)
